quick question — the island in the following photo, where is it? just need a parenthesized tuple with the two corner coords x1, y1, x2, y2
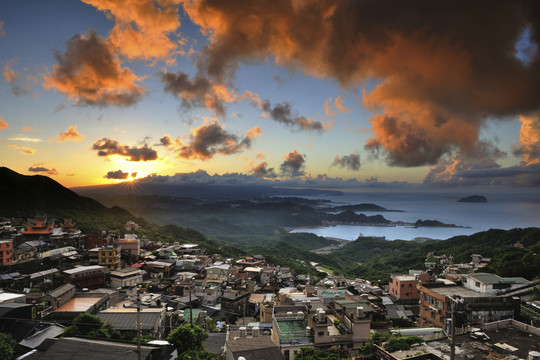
(458, 195, 488, 203)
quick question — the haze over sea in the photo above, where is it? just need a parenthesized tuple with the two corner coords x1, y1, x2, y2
(290, 188, 540, 241)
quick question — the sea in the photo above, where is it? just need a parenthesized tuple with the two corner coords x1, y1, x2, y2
(289, 188, 540, 241)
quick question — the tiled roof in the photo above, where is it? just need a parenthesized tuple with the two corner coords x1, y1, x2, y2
(96, 311, 162, 331)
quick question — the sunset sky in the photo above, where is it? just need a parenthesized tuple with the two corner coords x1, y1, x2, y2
(1, 0, 539, 188)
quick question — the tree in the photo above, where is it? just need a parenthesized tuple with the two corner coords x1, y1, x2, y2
(0, 333, 17, 360)
(167, 323, 213, 360)
(62, 313, 120, 339)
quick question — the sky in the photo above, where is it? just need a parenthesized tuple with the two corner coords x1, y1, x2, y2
(1, 0, 540, 189)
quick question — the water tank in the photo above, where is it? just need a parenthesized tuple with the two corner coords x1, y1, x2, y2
(239, 327, 246, 338)
(356, 306, 364, 318)
(529, 351, 540, 360)
(252, 326, 259, 337)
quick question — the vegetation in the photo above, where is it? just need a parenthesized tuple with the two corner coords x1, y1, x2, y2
(0, 333, 17, 360)
(358, 332, 424, 355)
(167, 323, 213, 360)
(295, 347, 340, 360)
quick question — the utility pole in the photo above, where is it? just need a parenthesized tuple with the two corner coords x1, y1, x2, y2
(137, 292, 141, 360)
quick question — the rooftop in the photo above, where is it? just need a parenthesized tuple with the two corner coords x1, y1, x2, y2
(54, 297, 100, 312)
(276, 319, 309, 341)
(466, 273, 531, 285)
(420, 284, 495, 299)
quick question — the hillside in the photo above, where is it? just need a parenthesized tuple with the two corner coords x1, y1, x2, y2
(325, 227, 540, 281)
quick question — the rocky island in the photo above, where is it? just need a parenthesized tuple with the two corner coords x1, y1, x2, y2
(458, 195, 488, 203)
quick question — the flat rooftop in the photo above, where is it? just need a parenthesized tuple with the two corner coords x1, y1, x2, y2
(54, 297, 101, 312)
(421, 284, 494, 298)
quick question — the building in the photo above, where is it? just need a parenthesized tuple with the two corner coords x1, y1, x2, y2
(462, 273, 531, 294)
(0, 239, 13, 266)
(97, 308, 169, 339)
(388, 274, 420, 302)
(63, 265, 106, 289)
(21, 217, 54, 240)
(110, 267, 143, 289)
(84, 233, 109, 250)
(98, 246, 121, 270)
(42, 283, 76, 311)
(418, 282, 519, 328)
(271, 306, 312, 360)
(117, 234, 140, 257)
(221, 289, 250, 315)
(226, 335, 285, 360)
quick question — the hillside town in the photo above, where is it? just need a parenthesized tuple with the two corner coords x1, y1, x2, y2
(1, 217, 539, 360)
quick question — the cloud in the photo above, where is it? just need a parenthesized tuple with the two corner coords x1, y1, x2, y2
(8, 144, 34, 154)
(176, 122, 260, 160)
(8, 136, 41, 142)
(324, 96, 351, 117)
(43, 30, 145, 107)
(160, 71, 236, 117)
(280, 150, 306, 176)
(423, 141, 507, 185)
(182, 1, 540, 167)
(82, 0, 181, 64)
(261, 100, 326, 131)
(28, 165, 58, 175)
(454, 163, 540, 187)
(249, 161, 276, 177)
(56, 125, 84, 142)
(332, 152, 360, 171)
(513, 112, 540, 165)
(21, 126, 34, 133)
(92, 138, 158, 161)
(103, 169, 137, 180)
(0, 115, 8, 130)
(0, 20, 6, 38)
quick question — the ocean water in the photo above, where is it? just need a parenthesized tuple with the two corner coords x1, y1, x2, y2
(289, 188, 540, 241)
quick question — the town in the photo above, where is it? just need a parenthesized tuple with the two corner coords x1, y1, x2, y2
(0, 217, 539, 360)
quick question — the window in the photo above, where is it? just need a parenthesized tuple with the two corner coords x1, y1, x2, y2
(409, 284, 412, 287)
(475, 281, 480, 287)
(318, 331, 324, 336)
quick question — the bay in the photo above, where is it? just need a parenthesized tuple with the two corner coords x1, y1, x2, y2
(289, 188, 540, 241)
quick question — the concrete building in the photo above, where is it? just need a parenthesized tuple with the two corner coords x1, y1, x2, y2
(418, 282, 519, 328)
(117, 235, 140, 257)
(63, 265, 106, 289)
(0, 239, 13, 266)
(462, 273, 531, 295)
(98, 246, 121, 270)
(110, 267, 143, 289)
(389, 274, 420, 302)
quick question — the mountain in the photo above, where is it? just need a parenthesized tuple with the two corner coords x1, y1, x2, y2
(458, 195, 488, 203)
(0, 167, 134, 233)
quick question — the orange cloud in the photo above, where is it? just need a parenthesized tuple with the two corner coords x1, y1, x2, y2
(44, 30, 145, 107)
(182, 1, 540, 167)
(56, 125, 84, 142)
(0, 115, 8, 130)
(513, 113, 540, 165)
(8, 144, 35, 154)
(324, 96, 351, 117)
(83, 0, 181, 64)
(21, 126, 34, 133)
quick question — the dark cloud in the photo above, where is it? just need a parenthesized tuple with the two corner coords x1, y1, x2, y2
(44, 29, 145, 107)
(160, 71, 233, 117)
(455, 163, 540, 186)
(177, 122, 260, 160)
(28, 166, 58, 175)
(159, 135, 173, 146)
(92, 138, 158, 161)
(332, 152, 360, 171)
(280, 150, 306, 176)
(261, 100, 325, 131)
(104, 170, 130, 180)
(182, 0, 540, 167)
